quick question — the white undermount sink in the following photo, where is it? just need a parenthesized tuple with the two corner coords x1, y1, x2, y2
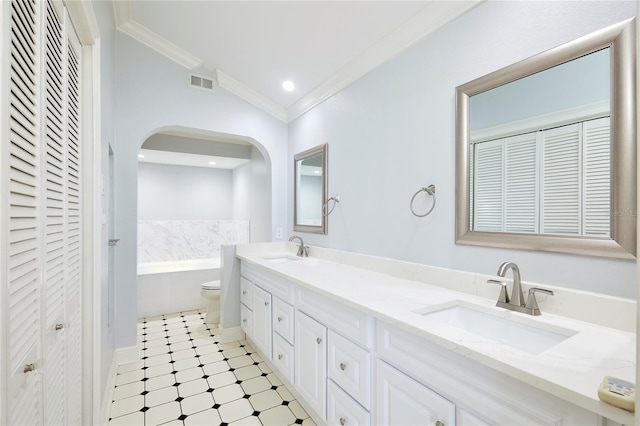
(261, 254, 303, 263)
(415, 301, 578, 355)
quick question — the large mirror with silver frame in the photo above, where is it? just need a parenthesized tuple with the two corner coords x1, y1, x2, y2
(456, 19, 636, 259)
(294, 144, 328, 234)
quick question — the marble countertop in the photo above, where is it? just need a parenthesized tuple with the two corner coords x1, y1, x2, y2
(236, 243, 636, 425)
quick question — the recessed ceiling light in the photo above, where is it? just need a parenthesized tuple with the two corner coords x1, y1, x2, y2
(138, 154, 145, 158)
(209, 161, 217, 165)
(282, 80, 295, 92)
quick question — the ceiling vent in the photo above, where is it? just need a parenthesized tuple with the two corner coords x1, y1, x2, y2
(188, 72, 215, 92)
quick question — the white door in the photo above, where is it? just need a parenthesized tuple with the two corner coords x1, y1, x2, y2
(2, 0, 84, 423)
(4, 0, 44, 423)
(294, 311, 327, 420)
(374, 359, 455, 426)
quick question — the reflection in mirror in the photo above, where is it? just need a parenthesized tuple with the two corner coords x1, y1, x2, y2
(294, 144, 327, 234)
(470, 48, 610, 237)
(456, 19, 636, 259)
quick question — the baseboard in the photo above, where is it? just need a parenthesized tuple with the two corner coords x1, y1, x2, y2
(115, 344, 141, 365)
(217, 326, 245, 343)
(100, 356, 118, 425)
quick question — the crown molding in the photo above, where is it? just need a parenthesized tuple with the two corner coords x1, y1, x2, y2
(286, 0, 482, 122)
(111, 0, 481, 123)
(112, 0, 130, 28)
(216, 70, 287, 122)
(113, 1, 202, 70)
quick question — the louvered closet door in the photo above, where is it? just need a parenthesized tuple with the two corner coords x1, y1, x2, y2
(473, 139, 504, 231)
(541, 123, 581, 235)
(42, 1, 67, 423)
(3, 0, 83, 423)
(65, 15, 83, 426)
(583, 117, 611, 236)
(6, 0, 43, 424)
(504, 132, 538, 234)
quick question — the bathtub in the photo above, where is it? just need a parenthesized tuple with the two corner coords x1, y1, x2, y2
(137, 258, 221, 318)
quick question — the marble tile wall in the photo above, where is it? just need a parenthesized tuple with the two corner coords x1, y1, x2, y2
(138, 220, 250, 263)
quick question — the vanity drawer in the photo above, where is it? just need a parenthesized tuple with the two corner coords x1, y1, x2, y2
(328, 330, 371, 409)
(240, 277, 253, 309)
(297, 288, 374, 348)
(272, 332, 294, 384)
(272, 297, 295, 344)
(240, 303, 253, 338)
(241, 262, 295, 304)
(327, 379, 370, 426)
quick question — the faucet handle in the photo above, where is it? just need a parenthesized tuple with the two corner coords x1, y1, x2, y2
(525, 287, 554, 316)
(487, 279, 509, 303)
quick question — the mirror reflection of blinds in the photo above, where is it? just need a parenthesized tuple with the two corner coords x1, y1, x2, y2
(472, 117, 610, 236)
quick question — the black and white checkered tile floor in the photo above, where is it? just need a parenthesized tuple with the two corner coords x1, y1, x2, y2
(108, 310, 314, 426)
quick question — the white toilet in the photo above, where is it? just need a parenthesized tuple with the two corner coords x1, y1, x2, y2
(201, 280, 221, 325)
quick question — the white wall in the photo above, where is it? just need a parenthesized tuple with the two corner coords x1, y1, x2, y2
(288, 1, 637, 299)
(138, 163, 234, 220)
(112, 32, 287, 349)
(93, 0, 116, 408)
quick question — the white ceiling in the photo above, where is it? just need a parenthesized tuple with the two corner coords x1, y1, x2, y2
(113, 1, 479, 122)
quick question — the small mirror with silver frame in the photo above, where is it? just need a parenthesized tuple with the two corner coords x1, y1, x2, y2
(455, 19, 636, 259)
(294, 144, 328, 234)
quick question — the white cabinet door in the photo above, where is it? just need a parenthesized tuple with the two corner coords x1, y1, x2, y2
(240, 303, 253, 338)
(252, 286, 272, 359)
(327, 380, 370, 426)
(295, 311, 327, 421)
(374, 359, 455, 426)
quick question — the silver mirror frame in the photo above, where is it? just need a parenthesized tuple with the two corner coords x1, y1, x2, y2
(455, 18, 636, 259)
(294, 143, 328, 235)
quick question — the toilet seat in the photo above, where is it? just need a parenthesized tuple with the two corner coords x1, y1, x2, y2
(201, 280, 220, 290)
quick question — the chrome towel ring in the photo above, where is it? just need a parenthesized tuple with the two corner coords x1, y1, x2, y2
(410, 185, 436, 217)
(323, 195, 341, 216)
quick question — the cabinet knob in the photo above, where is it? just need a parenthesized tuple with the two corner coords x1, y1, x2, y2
(339, 362, 346, 371)
(242, 290, 247, 295)
(55, 323, 65, 331)
(264, 301, 269, 306)
(436, 421, 445, 426)
(242, 318, 247, 323)
(277, 316, 283, 322)
(23, 363, 36, 373)
(339, 417, 346, 425)
(316, 337, 322, 344)
(278, 354, 283, 360)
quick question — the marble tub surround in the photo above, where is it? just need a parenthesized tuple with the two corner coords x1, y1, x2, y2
(235, 242, 636, 425)
(138, 220, 249, 263)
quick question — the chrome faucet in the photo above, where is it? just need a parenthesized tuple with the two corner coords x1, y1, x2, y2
(498, 262, 524, 307)
(488, 261, 554, 316)
(288, 235, 308, 257)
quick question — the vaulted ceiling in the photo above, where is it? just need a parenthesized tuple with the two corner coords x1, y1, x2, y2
(113, 1, 480, 122)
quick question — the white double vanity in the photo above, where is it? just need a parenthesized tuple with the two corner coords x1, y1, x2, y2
(235, 242, 635, 426)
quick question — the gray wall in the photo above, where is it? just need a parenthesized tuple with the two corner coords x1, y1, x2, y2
(138, 163, 234, 220)
(288, 0, 636, 299)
